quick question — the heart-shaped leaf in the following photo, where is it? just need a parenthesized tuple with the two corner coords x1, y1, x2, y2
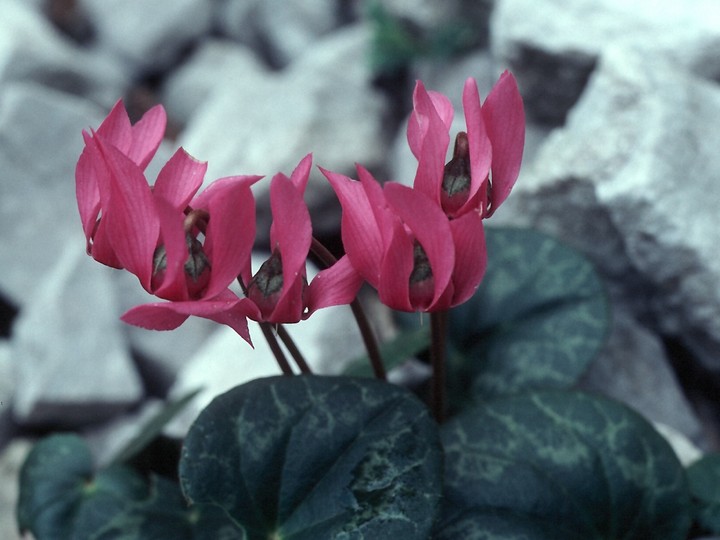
(448, 227, 609, 400)
(17, 433, 243, 539)
(435, 391, 690, 539)
(179, 375, 443, 540)
(686, 453, 720, 533)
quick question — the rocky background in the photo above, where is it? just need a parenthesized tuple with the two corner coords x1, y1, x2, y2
(2, 0, 720, 537)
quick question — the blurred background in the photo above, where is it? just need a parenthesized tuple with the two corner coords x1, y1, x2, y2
(3, 0, 720, 537)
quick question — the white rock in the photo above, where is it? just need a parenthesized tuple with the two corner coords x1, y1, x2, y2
(653, 422, 703, 467)
(494, 46, 720, 370)
(214, 0, 339, 67)
(0, 0, 126, 107)
(0, 439, 31, 540)
(491, 0, 720, 123)
(179, 23, 388, 237)
(160, 39, 266, 126)
(0, 83, 105, 306)
(11, 244, 143, 427)
(78, 0, 213, 74)
(181, 23, 387, 181)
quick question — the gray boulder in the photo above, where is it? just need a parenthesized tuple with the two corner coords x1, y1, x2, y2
(492, 0, 720, 123)
(11, 244, 143, 427)
(494, 45, 720, 372)
(78, 0, 213, 75)
(213, 0, 339, 68)
(0, 83, 105, 306)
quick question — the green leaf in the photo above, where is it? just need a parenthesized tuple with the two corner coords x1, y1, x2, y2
(17, 434, 147, 539)
(18, 433, 243, 539)
(343, 325, 430, 378)
(179, 375, 443, 540)
(436, 391, 691, 539)
(110, 388, 201, 465)
(74, 475, 246, 539)
(448, 227, 609, 400)
(686, 453, 720, 532)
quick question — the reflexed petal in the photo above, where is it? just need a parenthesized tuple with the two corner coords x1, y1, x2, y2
(305, 255, 364, 315)
(384, 183, 454, 310)
(267, 174, 312, 322)
(195, 176, 259, 299)
(153, 148, 206, 209)
(121, 290, 253, 345)
(378, 218, 414, 312)
(482, 71, 525, 216)
(408, 81, 454, 158)
(288, 153, 312, 195)
(410, 84, 451, 205)
(151, 197, 189, 300)
(91, 134, 160, 291)
(96, 100, 133, 155)
(321, 167, 383, 286)
(75, 145, 102, 240)
(460, 77, 492, 217)
(127, 104, 167, 170)
(448, 211, 486, 306)
(89, 217, 123, 269)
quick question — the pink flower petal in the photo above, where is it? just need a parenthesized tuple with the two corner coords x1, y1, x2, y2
(91, 134, 160, 291)
(127, 104, 167, 170)
(448, 211, 487, 306)
(459, 77, 492, 217)
(153, 148, 206, 210)
(321, 167, 384, 287)
(384, 182, 454, 310)
(378, 218, 414, 312)
(151, 196, 190, 301)
(75, 144, 102, 241)
(305, 255, 364, 315)
(410, 84, 451, 206)
(265, 174, 312, 322)
(121, 290, 253, 345)
(482, 71, 525, 216)
(194, 176, 259, 299)
(289, 153, 313, 195)
(408, 81, 453, 159)
(96, 100, 133, 155)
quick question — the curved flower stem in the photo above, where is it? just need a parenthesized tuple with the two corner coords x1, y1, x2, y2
(430, 310, 448, 423)
(310, 237, 386, 380)
(259, 322, 294, 376)
(276, 325, 312, 374)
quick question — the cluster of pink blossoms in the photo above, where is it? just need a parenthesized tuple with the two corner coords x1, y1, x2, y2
(75, 73, 524, 345)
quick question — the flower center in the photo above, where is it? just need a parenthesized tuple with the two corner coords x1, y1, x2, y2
(152, 233, 211, 297)
(441, 131, 471, 216)
(409, 241, 435, 309)
(247, 249, 285, 318)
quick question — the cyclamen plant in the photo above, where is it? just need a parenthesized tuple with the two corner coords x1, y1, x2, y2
(17, 73, 714, 539)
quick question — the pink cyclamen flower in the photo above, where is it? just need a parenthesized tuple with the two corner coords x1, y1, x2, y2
(322, 165, 487, 313)
(242, 155, 364, 324)
(408, 71, 525, 218)
(75, 100, 261, 343)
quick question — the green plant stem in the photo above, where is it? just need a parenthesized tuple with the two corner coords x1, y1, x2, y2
(276, 325, 312, 374)
(259, 322, 294, 376)
(310, 237, 386, 380)
(430, 310, 448, 423)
